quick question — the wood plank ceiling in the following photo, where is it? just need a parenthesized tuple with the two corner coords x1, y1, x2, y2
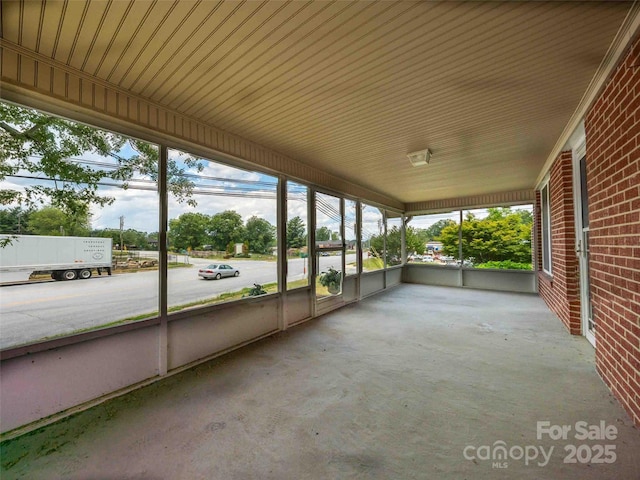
(0, 1, 633, 205)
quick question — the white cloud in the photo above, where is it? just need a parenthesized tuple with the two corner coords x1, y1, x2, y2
(410, 211, 460, 229)
(361, 205, 384, 240)
(90, 185, 279, 233)
(89, 154, 281, 232)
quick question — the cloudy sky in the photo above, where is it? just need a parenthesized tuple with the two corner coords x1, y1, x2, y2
(95, 159, 280, 234)
(5, 143, 282, 234)
(3, 142, 390, 241)
(3, 139, 531, 238)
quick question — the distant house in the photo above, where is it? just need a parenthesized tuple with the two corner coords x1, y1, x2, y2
(316, 240, 343, 249)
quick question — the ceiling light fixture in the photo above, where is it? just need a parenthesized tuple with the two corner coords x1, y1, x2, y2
(407, 149, 431, 167)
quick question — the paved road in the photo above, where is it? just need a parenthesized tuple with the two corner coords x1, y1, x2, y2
(0, 255, 354, 349)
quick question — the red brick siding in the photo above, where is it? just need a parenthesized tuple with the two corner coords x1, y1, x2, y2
(585, 35, 640, 427)
(537, 151, 581, 335)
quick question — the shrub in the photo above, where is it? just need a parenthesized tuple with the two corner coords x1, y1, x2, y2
(475, 260, 532, 270)
(319, 267, 342, 294)
(247, 283, 267, 296)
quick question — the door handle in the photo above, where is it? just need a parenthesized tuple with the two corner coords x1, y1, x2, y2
(576, 239, 589, 255)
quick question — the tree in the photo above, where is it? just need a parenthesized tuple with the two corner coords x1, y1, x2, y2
(27, 206, 90, 236)
(439, 208, 532, 265)
(406, 226, 426, 256)
(0, 206, 33, 234)
(286, 216, 306, 248)
(0, 102, 203, 223)
(369, 233, 384, 260)
(168, 212, 211, 251)
(245, 216, 276, 254)
(417, 218, 456, 243)
(209, 210, 245, 251)
(93, 228, 152, 249)
(316, 226, 331, 242)
(367, 225, 422, 265)
(384, 226, 402, 265)
(128, 229, 153, 250)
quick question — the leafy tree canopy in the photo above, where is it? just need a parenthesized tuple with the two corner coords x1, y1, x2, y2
(316, 226, 331, 242)
(415, 218, 456, 243)
(406, 226, 426, 256)
(286, 216, 306, 249)
(369, 224, 424, 265)
(0, 206, 34, 235)
(27, 205, 90, 237)
(209, 210, 245, 251)
(0, 102, 204, 224)
(93, 227, 154, 250)
(439, 207, 532, 265)
(245, 216, 276, 254)
(168, 212, 212, 250)
(370, 226, 398, 265)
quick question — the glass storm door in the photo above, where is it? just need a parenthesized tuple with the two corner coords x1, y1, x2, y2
(576, 155, 595, 346)
(314, 192, 344, 304)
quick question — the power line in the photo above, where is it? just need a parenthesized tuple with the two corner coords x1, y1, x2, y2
(6, 175, 279, 199)
(15, 155, 279, 188)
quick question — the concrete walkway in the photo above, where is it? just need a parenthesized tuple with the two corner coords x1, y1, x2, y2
(1, 284, 639, 479)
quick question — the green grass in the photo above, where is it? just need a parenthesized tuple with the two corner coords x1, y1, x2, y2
(24, 282, 283, 346)
(136, 278, 311, 316)
(315, 283, 332, 297)
(362, 257, 384, 270)
(21, 278, 317, 348)
(286, 278, 311, 290)
(193, 253, 277, 262)
(475, 261, 532, 270)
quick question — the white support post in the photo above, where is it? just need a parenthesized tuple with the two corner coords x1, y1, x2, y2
(356, 200, 362, 299)
(401, 215, 410, 265)
(383, 210, 387, 289)
(458, 209, 464, 287)
(277, 176, 287, 331)
(341, 198, 346, 283)
(309, 188, 317, 317)
(158, 145, 169, 376)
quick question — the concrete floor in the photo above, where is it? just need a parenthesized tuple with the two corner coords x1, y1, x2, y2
(1, 284, 639, 479)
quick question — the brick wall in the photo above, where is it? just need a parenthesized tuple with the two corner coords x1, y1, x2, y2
(585, 36, 640, 427)
(537, 151, 581, 335)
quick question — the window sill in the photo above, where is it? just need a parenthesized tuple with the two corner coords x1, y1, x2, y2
(538, 270, 553, 286)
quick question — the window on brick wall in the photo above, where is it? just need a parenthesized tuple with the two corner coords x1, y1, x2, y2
(541, 182, 552, 275)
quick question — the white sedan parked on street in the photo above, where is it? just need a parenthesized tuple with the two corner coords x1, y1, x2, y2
(198, 264, 240, 280)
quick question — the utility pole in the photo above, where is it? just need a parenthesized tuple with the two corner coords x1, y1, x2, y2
(119, 215, 124, 253)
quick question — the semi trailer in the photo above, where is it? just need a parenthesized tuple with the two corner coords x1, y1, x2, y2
(0, 235, 112, 283)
